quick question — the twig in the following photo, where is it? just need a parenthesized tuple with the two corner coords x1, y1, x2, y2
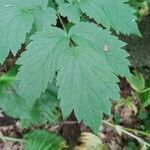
(56, 13, 77, 47)
(102, 120, 150, 147)
(0, 132, 23, 143)
(124, 127, 150, 137)
(57, 13, 67, 33)
(0, 136, 23, 143)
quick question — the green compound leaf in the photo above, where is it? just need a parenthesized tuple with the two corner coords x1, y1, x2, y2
(79, 0, 140, 35)
(57, 37, 120, 133)
(16, 27, 68, 102)
(0, 0, 138, 135)
(0, 0, 33, 64)
(69, 22, 131, 77)
(58, 3, 81, 23)
(16, 24, 126, 133)
(24, 130, 66, 150)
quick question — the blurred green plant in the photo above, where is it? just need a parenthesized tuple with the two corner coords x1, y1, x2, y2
(23, 130, 66, 150)
(138, 111, 150, 133)
(128, 0, 149, 20)
(127, 141, 138, 150)
(127, 71, 150, 107)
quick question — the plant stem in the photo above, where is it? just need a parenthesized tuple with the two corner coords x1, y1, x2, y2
(102, 120, 150, 137)
(0, 132, 23, 143)
(2, 136, 23, 143)
(102, 120, 150, 147)
(124, 127, 150, 137)
(57, 13, 67, 33)
(56, 13, 75, 47)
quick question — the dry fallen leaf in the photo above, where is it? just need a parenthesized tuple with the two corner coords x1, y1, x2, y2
(74, 132, 108, 150)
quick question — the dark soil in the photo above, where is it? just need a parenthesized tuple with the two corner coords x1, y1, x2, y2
(119, 14, 150, 80)
(120, 14, 150, 68)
